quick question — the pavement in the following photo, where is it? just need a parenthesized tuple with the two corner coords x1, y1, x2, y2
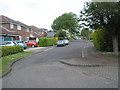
(24, 46, 54, 53)
(59, 40, 118, 82)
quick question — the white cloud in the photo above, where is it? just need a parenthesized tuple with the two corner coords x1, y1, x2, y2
(0, 0, 87, 30)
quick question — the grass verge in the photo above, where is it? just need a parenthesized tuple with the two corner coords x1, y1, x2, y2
(0, 52, 34, 75)
(106, 54, 120, 59)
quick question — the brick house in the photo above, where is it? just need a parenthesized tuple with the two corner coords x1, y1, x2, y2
(0, 15, 31, 41)
(0, 15, 48, 42)
(39, 28, 48, 37)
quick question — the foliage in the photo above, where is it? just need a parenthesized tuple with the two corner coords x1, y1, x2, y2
(80, 2, 120, 54)
(92, 29, 113, 52)
(80, 2, 120, 35)
(0, 52, 33, 74)
(39, 37, 55, 47)
(81, 29, 92, 40)
(0, 45, 24, 57)
(53, 37, 58, 45)
(54, 30, 67, 40)
(51, 12, 79, 34)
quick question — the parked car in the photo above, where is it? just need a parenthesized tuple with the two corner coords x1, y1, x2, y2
(25, 40, 38, 47)
(57, 40, 65, 47)
(63, 39, 69, 45)
(14, 40, 27, 49)
(4, 41, 18, 46)
(0, 42, 7, 47)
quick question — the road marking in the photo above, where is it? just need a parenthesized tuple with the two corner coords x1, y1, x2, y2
(82, 48, 84, 58)
(82, 45, 86, 58)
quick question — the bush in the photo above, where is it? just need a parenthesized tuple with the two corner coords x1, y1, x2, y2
(53, 37, 58, 45)
(39, 37, 55, 47)
(0, 45, 24, 57)
(92, 29, 113, 52)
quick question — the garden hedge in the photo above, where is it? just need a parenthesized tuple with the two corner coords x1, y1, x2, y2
(92, 29, 113, 52)
(0, 45, 24, 57)
(39, 37, 58, 47)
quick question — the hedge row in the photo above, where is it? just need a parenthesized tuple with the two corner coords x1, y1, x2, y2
(0, 45, 24, 57)
(92, 29, 113, 52)
(38, 37, 58, 47)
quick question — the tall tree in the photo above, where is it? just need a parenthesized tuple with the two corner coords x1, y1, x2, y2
(54, 30, 67, 40)
(51, 12, 79, 34)
(80, 2, 120, 55)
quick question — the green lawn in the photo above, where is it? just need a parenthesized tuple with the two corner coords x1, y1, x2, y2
(0, 52, 34, 75)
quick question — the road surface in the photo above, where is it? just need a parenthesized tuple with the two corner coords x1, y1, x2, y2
(2, 40, 118, 88)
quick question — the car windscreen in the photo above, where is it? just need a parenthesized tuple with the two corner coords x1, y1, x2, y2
(28, 41, 32, 43)
(58, 40, 63, 43)
(5, 42, 11, 44)
(0, 42, 6, 45)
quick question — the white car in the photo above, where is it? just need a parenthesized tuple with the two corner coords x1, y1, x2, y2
(57, 40, 65, 47)
(63, 39, 69, 45)
(0, 42, 6, 47)
(5, 41, 18, 46)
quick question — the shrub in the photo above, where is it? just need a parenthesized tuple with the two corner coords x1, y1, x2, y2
(39, 37, 55, 47)
(92, 29, 113, 52)
(0, 45, 24, 57)
(53, 37, 58, 45)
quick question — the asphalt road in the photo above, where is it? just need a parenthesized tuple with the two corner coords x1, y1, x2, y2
(2, 40, 118, 88)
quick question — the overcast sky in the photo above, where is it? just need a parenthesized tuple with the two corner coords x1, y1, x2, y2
(0, 0, 89, 30)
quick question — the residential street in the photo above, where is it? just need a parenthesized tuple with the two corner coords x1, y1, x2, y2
(2, 40, 118, 88)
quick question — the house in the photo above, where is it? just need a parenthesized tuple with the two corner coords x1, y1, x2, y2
(39, 28, 48, 37)
(47, 30, 55, 37)
(0, 15, 31, 41)
(0, 25, 20, 42)
(0, 15, 48, 42)
(29, 25, 42, 42)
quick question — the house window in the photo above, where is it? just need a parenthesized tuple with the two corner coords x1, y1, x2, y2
(42, 31, 44, 34)
(10, 23, 14, 29)
(26, 37, 29, 41)
(26, 28, 29, 32)
(19, 36, 22, 40)
(0, 37, 4, 42)
(5, 37, 13, 41)
(17, 25, 21, 30)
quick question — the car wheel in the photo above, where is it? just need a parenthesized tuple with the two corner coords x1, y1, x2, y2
(31, 45, 35, 47)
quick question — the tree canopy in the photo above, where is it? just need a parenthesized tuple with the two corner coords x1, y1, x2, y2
(54, 30, 67, 40)
(80, 2, 120, 55)
(80, 2, 120, 36)
(51, 12, 79, 34)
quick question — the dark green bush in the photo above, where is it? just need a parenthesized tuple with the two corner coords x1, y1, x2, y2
(0, 45, 24, 57)
(39, 37, 55, 47)
(92, 29, 113, 52)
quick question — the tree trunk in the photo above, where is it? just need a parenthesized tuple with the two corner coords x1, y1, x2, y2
(112, 35, 118, 55)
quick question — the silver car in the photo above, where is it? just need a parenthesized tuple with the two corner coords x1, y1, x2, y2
(63, 39, 69, 45)
(5, 41, 18, 46)
(57, 40, 65, 47)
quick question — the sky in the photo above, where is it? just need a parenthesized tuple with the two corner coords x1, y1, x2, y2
(0, 0, 89, 30)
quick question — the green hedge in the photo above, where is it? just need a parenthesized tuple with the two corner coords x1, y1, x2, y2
(39, 37, 57, 47)
(53, 37, 58, 45)
(92, 29, 113, 52)
(0, 45, 24, 57)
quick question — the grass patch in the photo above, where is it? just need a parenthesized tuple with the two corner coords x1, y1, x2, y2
(106, 54, 120, 59)
(0, 52, 34, 75)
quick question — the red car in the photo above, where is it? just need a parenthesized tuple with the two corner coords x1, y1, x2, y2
(25, 40, 38, 47)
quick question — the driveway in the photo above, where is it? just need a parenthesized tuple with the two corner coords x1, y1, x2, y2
(2, 40, 118, 88)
